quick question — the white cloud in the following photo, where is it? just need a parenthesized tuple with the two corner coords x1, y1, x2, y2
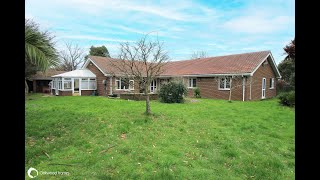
(59, 35, 133, 42)
(63, 0, 217, 22)
(223, 15, 293, 34)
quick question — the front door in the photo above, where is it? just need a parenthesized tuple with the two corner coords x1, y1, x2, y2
(150, 80, 157, 93)
(74, 78, 80, 96)
(262, 78, 266, 99)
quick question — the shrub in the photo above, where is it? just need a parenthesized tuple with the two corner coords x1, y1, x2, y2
(278, 91, 295, 107)
(276, 79, 294, 93)
(193, 87, 201, 98)
(158, 81, 187, 103)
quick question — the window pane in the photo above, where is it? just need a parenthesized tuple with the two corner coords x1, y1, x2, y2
(64, 81, 72, 89)
(226, 78, 230, 88)
(89, 81, 96, 89)
(58, 80, 62, 89)
(193, 78, 196, 87)
(129, 80, 134, 90)
(64, 78, 71, 81)
(121, 79, 129, 89)
(90, 78, 96, 81)
(270, 78, 272, 88)
(189, 79, 192, 87)
(220, 78, 225, 89)
(116, 80, 120, 89)
(82, 78, 87, 81)
(81, 81, 89, 89)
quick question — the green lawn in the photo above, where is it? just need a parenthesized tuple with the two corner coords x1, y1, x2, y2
(25, 94, 294, 179)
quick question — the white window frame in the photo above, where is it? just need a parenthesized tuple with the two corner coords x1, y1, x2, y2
(129, 80, 134, 90)
(269, 78, 274, 89)
(218, 77, 231, 90)
(188, 78, 197, 88)
(262, 78, 266, 99)
(150, 80, 157, 93)
(81, 78, 96, 90)
(115, 78, 132, 90)
(63, 78, 72, 90)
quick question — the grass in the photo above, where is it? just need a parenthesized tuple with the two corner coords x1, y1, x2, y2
(25, 94, 294, 179)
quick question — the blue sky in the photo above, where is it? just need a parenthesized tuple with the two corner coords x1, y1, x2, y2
(25, 0, 295, 64)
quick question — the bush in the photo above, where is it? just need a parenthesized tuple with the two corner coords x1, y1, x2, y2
(193, 87, 201, 98)
(278, 91, 295, 107)
(276, 79, 294, 93)
(158, 81, 187, 103)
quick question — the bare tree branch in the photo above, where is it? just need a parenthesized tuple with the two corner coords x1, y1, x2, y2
(190, 51, 208, 59)
(58, 42, 85, 71)
(109, 34, 169, 115)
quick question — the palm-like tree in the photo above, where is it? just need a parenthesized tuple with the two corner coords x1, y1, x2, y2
(25, 19, 59, 93)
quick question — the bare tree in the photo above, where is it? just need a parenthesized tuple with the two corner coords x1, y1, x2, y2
(190, 51, 208, 59)
(110, 34, 169, 115)
(215, 75, 255, 102)
(58, 42, 85, 71)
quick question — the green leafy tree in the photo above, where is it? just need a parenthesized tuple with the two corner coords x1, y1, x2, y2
(278, 38, 295, 88)
(25, 19, 59, 93)
(284, 38, 295, 61)
(86, 45, 111, 58)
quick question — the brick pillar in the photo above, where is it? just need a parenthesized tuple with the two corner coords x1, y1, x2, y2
(33, 80, 37, 93)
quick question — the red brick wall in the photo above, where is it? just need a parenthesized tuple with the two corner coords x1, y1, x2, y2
(183, 77, 244, 100)
(198, 77, 243, 100)
(112, 77, 149, 95)
(59, 90, 72, 96)
(86, 62, 108, 96)
(251, 58, 277, 100)
(33, 80, 37, 93)
(81, 90, 94, 96)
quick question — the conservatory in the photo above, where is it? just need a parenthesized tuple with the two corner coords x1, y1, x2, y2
(51, 69, 97, 96)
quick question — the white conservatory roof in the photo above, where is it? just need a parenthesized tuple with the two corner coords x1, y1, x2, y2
(52, 69, 96, 78)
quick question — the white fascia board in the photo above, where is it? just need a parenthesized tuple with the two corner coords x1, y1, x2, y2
(84, 57, 109, 76)
(250, 53, 282, 78)
(268, 53, 282, 78)
(184, 73, 251, 77)
(158, 73, 251, 78)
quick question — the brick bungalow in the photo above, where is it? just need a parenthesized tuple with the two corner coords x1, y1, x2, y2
(28, 69, 66, 93)
(51, 50, 281, 101)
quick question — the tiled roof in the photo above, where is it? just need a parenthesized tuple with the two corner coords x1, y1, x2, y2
(88, 51, 271, 76)
(29, 69, 67, 80)
(88, 56, 148, 76)
(162, 51, 270, 76)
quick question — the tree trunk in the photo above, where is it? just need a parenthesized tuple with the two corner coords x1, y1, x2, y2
(146, 93, 151, 115)
(25, 79, 29, 95)
(228, 78, 232, 102)
(145, 83, 151, 115)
